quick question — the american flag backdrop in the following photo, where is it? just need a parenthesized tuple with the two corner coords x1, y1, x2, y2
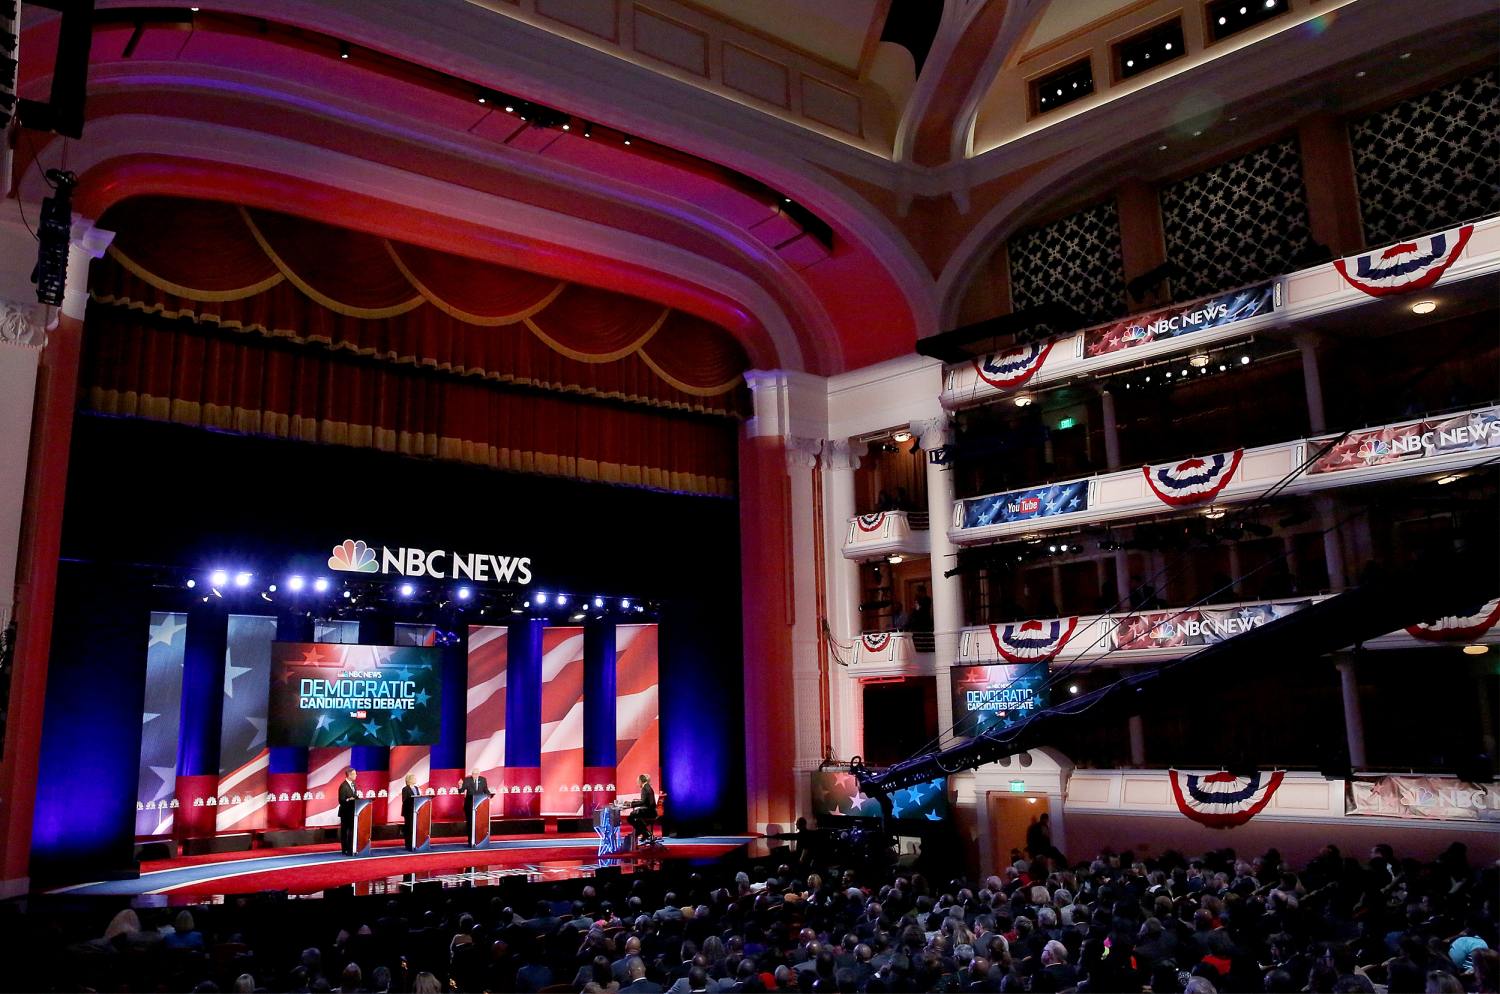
(540, 627, 585, 816)
(614, 624, 660, 804)
(385, 746, 430, 823)
(465, 626, 508, 787)
(135, 612, 187, 836)
(215, 615, 276, 833)
(303, 746, 351, 827)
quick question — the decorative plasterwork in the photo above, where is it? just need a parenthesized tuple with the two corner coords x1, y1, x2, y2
(0, 300, 46, 349)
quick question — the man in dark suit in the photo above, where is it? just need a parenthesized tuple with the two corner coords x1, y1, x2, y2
(628, 774, 657, 843)
(458, 769, 491, 841)
(620, 955, 662, 993)
(338, 767, 360, 854)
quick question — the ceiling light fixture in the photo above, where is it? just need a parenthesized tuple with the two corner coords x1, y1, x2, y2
(1462, 644, 1488, 655)
(338, 42, 350, 60)
(892, 430, 912, 443)
(1436, 474, 1463, 486)
(1013, 393, 1034, 408)
(1411, 299, 1437, 315)
(887, 554, 903, 564)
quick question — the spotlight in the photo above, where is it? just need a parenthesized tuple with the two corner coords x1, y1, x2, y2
(1436, 474, 1463, 486)
(342, 589, 352, 599)
(210, 569, 229, 587)
(1164, 42, 1172, 50)
(561, 122, 570, 131)
(1240, 355, 1251, 365)
(892, 430, 912, 443)
(623, 138, 632, 145)
(635, 605, 644, 613)
(1219, 364, 1227, 371)
(1411, 299, 1437, 315)
(1068, 684, 1080, 694)
(1180, 369, 1188, 377)
(1463, 644, 1488, 655)
(268, 584, 278, 593)
(621, 598, 631, 610)
(1013, 393, 1034, 408)
(593, 596, 604, 608)
(535, 592, 549, 605)
(1189, 353, 1210, 368)
(234, 572, 252, 588)
(1165, 371, 1172, 378)
(1048, 545, 1057, 552)
(186, 578, 197, 589)
(339, 41, 350, 60)
(457, 586, 472, 601)
(1157, 144, 1167, 151)
(288, 576, 306, 592)
(314, 577, 330, 593)
(571, 612, 586, 621)
(477, 94, 486, 104)
(557, 593, 568, 606)
(582, 122, 592, 138)
(399, 583, 414, 597)
(504, 103, 515, 113)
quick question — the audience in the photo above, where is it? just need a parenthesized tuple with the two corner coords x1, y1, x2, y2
(7, 836, 1497, 993)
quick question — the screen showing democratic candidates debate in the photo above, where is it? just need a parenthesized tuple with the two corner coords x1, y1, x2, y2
(949, 662, 1047, 739)
(269, 642, 442, 747)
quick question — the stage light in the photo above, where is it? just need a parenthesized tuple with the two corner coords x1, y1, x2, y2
(399, 583, 414, 597)
(342, 589, 352, 599)
(210, 569, 228, 587)
(1240, 355, 1251, 365)
(477, 94, 486, 104)
(621, 598, 631, 610)
(288, 576, 306, 592)
(582, 123, 592, 138)
(339, 41, 350, 60)
(186, 578, 197, 589)
(1068, 684, 1080, 694)
(268, 584, 278, 593)
(1165, 371, 1172, 378)
(1219, 364, 1227, 371)
(457, 586, 472, 601)
(234, 572, 252, 588)
(1436, 474, 1463, 485)
(1180, 368, 1188, 377)
(1411, 299, 1437, 315)
(1463, 644, 1488, 655)
(1189, 353, 1210, 368)
(557, 593, 568, 606)
(593, 596, 604, 608)
(571, 612, 586, 621)
(636, 605, 644, 613)
(562, 122, 570, 131)
(314, 577, 330, 593)
(1048, 544, 1057, 552)
(504, 103, 515, 113)
(535, 592, 549, 605)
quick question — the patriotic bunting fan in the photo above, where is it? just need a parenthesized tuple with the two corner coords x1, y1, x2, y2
(973, 341, 1056, 390)
(855, 512, 887, 533)
(1405, 597, 1500, 641)
(1143, 450, 1243, 507)
(989, 617, 1078, 663)
(860, 633, 892, 652)
(1169, 769, 1285, 828)
(1333, 225, 1473, 297)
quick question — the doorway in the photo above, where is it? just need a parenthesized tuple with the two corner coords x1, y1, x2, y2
(987, 792, 1051, 872)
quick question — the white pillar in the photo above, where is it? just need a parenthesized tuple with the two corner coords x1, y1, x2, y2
(0, 302, 45, 632)
(1050, 565, 1064, 614)
(1226, 542, 1244, 600)
(1128, 715, 1147, 767)
(1114, 551, 1132, 606)
(1317, 495, 1347, 590)
(821, 440, 867, 762)
(1297, 334, 1327, 435)
(786, 437, 826, 780)
(914, 417, 963, 746)
(1336, 655, 1366, 769)
(1099, 388, 1122, 470)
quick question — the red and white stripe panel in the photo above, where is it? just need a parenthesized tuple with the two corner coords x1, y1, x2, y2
(615, 624, 660, 803)
(465, 626, 508, 785)
(304, 747, 351, 827)
(540, 627, 586, 816)
(386, 746, 430, 823)
(215, 750, 269, 833)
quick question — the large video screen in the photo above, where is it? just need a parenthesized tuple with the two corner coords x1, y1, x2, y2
(809, 771, 950, 822)
(950, 663, 1047, 739)
(269, 642, 442, 748)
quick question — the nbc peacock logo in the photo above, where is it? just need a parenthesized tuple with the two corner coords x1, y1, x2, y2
(329, 539, 379, 573)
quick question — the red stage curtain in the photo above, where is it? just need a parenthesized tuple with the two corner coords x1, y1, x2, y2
(91, 196, 750, 415)
(81, 311, 738, 496)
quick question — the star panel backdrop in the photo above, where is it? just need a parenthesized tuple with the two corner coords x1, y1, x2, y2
(135, 613, 187, 837)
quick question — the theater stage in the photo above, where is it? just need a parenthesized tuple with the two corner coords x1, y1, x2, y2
(49, 834, 755, 898)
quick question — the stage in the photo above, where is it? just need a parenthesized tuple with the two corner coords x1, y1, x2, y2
(48, 834, 755, 899)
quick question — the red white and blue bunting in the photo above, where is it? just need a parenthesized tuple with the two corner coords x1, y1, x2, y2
(972, 341, 1056, 391)
(1143, 449, 1243, 507)
(860, 633, 893, 652)
(988, 617, 1078, 663)
(855, 512, 888, 533)
(1169, 769, 1285, 828)
(1405, 597, 1500, 642)
(1333, 224, 1473, 297)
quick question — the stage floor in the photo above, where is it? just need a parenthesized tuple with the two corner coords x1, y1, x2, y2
(49, 834, 755, 899)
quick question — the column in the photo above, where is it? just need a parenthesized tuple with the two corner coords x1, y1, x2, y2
(1297, 334, 1327, 435)
(1128, 716, 1147, 767)
(1335, 654, 1367, 769)
(581, 620, 617, 810)
(266, 609, 313, 830)
(505, 618, 545, 816)
(1117, 179, 1169, 304)
(821, 439, 867, 762)
(1297, 113, 1365, 259)
(913, 417, 964, 746)
(1317, 496, 1347, 591)
(1226, 542, 1244, 601)
(0, 301, 44, 632)
(786, 436, 826, 795)
(1099, 387, 1122, 471)
(174, 599, 230, 840)
(0, 219, 111, 897)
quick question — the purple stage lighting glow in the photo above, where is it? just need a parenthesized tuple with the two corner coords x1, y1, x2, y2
(287, 576, 306, 592)
(313, 577, 330, 593)
(593, 596, 604, 608)
(621, 598, 631, 610)
(556, 593, 568, 606)
(457, 586, 471, 600)
(210, 569, 228, 587)
(234, 572, 253, 588)
(535, 592, 549, 605)
(399, 583, 414, 597)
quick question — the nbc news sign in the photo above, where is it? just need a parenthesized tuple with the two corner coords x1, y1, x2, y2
(328, 539, 533, 584)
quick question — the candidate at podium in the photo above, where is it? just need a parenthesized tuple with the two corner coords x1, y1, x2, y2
(337, 766, 360, 854)
(458, 769, 491, 839)
(400, 773, 421, 819)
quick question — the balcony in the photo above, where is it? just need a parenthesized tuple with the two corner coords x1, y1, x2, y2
(842, 510, 930, 561)
(942, 214, 1500, 410)
(846, 630, 936, 678)
(950, 402, 1500, 546)
(955, 594, 1500, 668)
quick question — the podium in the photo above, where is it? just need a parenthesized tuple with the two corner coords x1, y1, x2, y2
(342, 798, 373, 856)
(466, 792, 492, 848)
(405, 796, 432, 852)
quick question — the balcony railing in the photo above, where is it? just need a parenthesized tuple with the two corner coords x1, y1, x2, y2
(950, 402, 1500, 545)
(842, 510, 931, 560)
(845, 631, 936, 676)
(956, 594, 1500, 667)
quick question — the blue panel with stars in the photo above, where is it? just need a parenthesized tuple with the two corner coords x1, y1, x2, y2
(961, 480, 1090, 529)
